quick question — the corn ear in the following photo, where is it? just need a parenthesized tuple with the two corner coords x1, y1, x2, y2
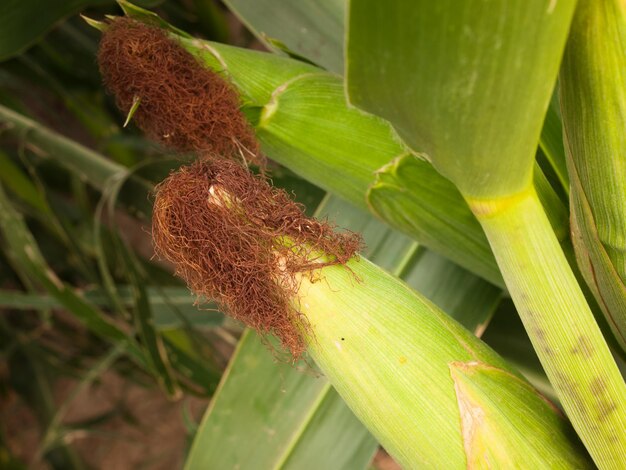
(297, 256, 591, 468)
(560, 0, 626, 352)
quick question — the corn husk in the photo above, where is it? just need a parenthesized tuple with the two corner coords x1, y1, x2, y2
(560, 0, 626, 352)
(296, 256, 590, 468)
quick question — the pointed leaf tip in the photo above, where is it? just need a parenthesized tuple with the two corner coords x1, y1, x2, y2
(123, 96, 142, 128)
(81, 15, 108, 32)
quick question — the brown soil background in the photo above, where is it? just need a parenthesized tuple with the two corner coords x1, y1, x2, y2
(2, 370, 207, 469)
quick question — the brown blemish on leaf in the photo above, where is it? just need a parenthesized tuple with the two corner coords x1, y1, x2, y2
(532, 327, 546, 341)
(596, 399, 618, 422)
(530, 328, 554, 356)
(448, 361, 522, 467)
(590, 376, 607, 395)
(97, 18, 263, 166)
(398, 356, 407, 365)
(553, 372, 587, 416)
(570, 335, 595, 358)
(449, 363, 486, 464)
(152, 160, 361, 357)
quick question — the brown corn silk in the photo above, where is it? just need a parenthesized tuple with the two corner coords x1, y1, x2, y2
(97, 18, 263, 165)
(152, 160, 361, 356)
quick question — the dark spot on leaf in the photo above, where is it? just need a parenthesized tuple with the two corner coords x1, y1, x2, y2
(590, 377, 607, 395)
(597, 399, 618, 422)
(570, 335, 595, 357)
(533, 327, 546, 341)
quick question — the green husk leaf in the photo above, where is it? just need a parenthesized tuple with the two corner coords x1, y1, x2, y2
(560, 0, 626, 351)
(123, 95, 141, 127)
(177, 36, 318, 106)
(80, 14, 107, 32)
(257, 72, 403, 208)
(299, 255, 590, 468)
(449, 361, 582, 468)
(117, 0, 191, 38)
(368, 154, 500, 286)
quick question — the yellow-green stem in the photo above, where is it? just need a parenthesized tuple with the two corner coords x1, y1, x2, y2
(468, 185, 626, 468)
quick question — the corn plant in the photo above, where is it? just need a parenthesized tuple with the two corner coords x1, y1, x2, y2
(2, 0, 626, 468)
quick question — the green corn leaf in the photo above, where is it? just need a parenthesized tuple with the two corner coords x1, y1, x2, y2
(222, 0, 345, 73)
(539, 93, 569, 193)
(346, 0, 575, 199)
(0, 182, 147, 366)
(38, 344, 125, 458)
(0, 0, 110, 61)
(4, 340, 86, 469)
(185, 328, 375, 470)
(15, 54, 117, 142)
(161, 328, 223, 395)
(0, 286, 222, 329)
(533, 162, 569, 241)
(0, 104, 153, 218)
(120, 242, 180, 398)
(560, 0, 626, 352)
(0, 151, 50, 214)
